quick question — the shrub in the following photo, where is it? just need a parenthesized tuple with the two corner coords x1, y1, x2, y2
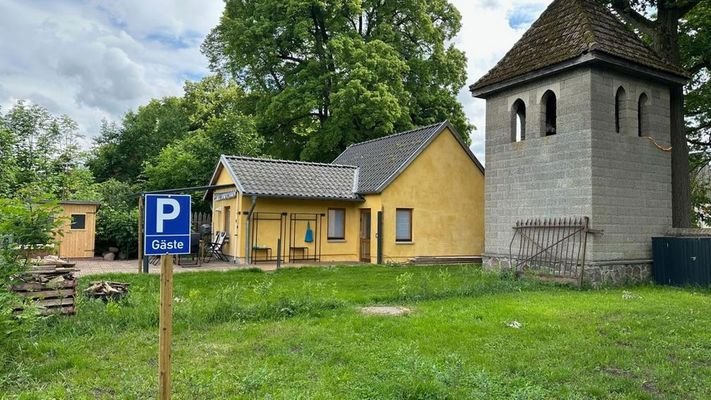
(94, 179, 140, 258)
(0, 194, 58, 361)
(0, 192, 64, 264)
(96, 206, 139, 258)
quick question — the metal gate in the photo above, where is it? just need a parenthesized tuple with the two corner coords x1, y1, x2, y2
(509, 217, 591, 286)
(288, 213, 323, 262)
(250, 212, 287, 263)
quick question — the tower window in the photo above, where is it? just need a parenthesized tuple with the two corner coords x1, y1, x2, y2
(511, 99, 526, 142)
(638, 93, 649, 137)
(615, 86, 627, 134)
(541, 90, 557, 136)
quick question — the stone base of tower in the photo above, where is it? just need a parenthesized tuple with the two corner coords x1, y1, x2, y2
(483, 253, 651, 287)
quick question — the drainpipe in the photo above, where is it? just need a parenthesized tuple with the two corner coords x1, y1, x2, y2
(377, 210, 384, 264)
(244, 196, 257, 264)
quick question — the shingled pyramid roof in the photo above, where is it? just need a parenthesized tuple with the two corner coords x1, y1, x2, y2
(470, 0, 688, 95)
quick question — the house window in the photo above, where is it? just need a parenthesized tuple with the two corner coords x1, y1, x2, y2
(395, 208, 412, 242)
(615, 86, 627, 134)
(638, 93, 649, 137)
(541, 90, 557, 136)
(70, 214, 86, 230)
(328, 208, 345, 240)
(511, 99, 526, 142)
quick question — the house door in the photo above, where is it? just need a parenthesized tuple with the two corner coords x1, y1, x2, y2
(360, 209, 371, 262)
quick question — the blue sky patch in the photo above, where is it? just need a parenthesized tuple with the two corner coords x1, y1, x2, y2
(508, 4, 545, 30)
(144, 31, 202, 49)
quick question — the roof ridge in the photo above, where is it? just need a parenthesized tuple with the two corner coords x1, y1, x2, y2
(344, 121, 447, 148)
(574, 0, 597, 52)
(223, 155, 358, 169)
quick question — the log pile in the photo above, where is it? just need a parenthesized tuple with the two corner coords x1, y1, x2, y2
(10, 265, 78, 315)
(84, 281, 130, 302)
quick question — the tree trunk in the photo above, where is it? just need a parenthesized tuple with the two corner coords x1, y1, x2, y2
(656, 5, 692, 228)
(671, 85, 691, 227)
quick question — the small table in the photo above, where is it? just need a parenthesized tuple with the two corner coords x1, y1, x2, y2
(252, 246, 272, 261)
(289, 246, 309, 260)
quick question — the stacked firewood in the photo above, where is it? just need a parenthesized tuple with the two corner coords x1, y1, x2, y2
(84, 281, 130, 302)
(10, 265, 78, 315)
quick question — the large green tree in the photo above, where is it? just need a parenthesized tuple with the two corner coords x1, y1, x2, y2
(144, 76, 263, 190)
(608, 0, 706, 227)
(0, 101, 91, 199)
(0, 113, 17, 197)
(683, 2, 711, 152)
(88, 97, 190, 183)
(203, 0, 472, 161)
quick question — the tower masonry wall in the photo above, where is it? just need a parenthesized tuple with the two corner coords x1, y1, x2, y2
(484, 68, 595, 259)
(483, 66, 673, 271)
(589, 68, 672, 261)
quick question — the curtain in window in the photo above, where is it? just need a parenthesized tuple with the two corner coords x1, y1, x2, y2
(396, 209, 412, 241)
(328, 209, 345, 239)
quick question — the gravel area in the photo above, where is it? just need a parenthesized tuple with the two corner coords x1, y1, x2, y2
(70, 258, 272, 277)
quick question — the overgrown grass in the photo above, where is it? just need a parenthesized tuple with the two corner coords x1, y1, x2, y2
(1, 264, 710, 399)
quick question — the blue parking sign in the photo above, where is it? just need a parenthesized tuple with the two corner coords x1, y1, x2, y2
(144, 194, 192, 256)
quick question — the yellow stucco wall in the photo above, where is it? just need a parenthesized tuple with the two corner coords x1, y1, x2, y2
(57, 203, 99, 258)
(208, 127, 484, 264)
(234, 196, 364, 263)
(377, 127, 485, 262)
(211, 165, 240, 258)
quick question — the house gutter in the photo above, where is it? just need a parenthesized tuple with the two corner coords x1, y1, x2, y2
(244, 195, 257, 264)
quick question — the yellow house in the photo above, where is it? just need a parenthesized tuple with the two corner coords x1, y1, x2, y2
(205, 121, 485, 264)
(57, 200, 100, 259)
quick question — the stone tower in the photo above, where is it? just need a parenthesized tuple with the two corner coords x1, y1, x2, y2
(470, 0, 689, 283)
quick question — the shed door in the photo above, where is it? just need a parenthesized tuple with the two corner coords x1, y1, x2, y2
(360, 209, 371, 263)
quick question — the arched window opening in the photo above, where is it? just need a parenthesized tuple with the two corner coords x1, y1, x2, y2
(511, 99, 526, 142)
(638, 93, 649, 137)
(615, 86, 627, 134)
(541, 90, 557, 136)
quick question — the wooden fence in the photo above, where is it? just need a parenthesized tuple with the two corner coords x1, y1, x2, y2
(192, 212, 211, 232)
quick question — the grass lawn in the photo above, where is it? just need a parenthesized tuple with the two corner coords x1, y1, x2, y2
(1, 265, 710, 399)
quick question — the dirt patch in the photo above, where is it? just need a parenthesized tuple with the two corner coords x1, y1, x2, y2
(360, 306, 411, 316)
(601, 367, 633, 379)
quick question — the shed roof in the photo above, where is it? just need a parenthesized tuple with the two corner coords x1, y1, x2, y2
(218, 156, 361, 201)
(333, 121, 484, 194)
(470, 0, 688, 96)
(59, 200, 101, 207)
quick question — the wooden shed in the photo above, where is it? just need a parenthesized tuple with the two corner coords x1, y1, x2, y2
(57, 201, 100, 259)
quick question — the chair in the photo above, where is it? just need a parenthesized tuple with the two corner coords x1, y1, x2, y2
(204, 231, 228, 262)
(177, 233, 203, 267)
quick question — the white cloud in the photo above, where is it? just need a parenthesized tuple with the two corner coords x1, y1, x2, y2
(0, 0, 222, 143)
(0, 0, 550, 161)
(450, 0, 550, 164)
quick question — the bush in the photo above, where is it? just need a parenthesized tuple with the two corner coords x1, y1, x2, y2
(0, 192, 64, 264)
(96, 206, 139, 258)
(0, 194, 58, 360)
(94, 179, 140, 258)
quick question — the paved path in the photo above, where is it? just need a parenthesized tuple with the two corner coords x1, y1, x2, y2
(71, 259, 351, 277)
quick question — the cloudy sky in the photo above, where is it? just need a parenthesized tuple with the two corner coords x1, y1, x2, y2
(0, 0, 550, 162)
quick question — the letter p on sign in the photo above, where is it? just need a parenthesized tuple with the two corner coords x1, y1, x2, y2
(156, 198, 180, 233)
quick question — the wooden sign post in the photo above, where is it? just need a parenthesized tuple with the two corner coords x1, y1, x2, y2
(144, 194, 191, 400)
(158, 255, 174, 400)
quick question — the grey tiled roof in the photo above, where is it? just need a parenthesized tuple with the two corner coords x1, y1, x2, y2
(333, 121, 477, 193)
(215, 122, 483, 200)
(222, 156, 360, 201)
(471, 0, 688, 92)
